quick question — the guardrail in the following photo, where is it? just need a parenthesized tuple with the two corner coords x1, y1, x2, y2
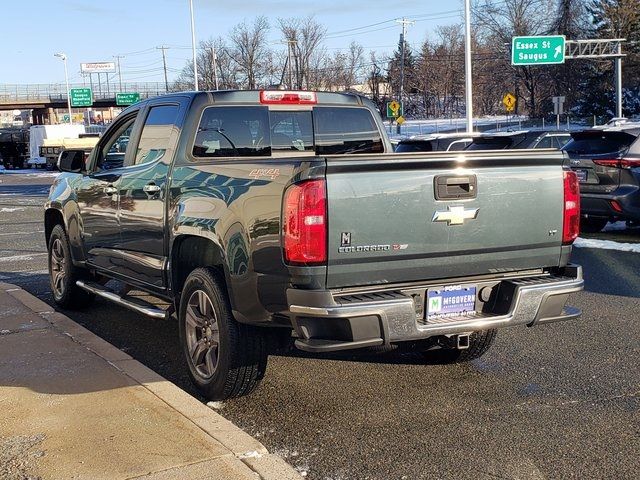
(0, 83, 170, 103)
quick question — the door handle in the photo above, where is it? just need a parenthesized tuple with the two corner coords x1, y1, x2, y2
(104, 186, 117, 195)
(143, 184, 161, 193)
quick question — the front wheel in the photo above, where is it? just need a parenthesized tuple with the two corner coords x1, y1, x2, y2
(422, 329, 497, 364)
(48, 224, 94, 309)
(179, 268, 268, 400)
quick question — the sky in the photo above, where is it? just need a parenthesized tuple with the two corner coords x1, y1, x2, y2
(2, 0, 463, 87)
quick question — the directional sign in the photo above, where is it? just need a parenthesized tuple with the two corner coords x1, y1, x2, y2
(69, 88, 93, 107)
(512, 35, 566, 66)
(552, 96, 566, 115)
(116, 92, 141, 106)
(386, 100, 403, 118)
(503, 93, 516, 112)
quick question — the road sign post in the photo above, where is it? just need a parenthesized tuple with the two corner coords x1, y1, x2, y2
(116, 92, 140, 106)
(386, 101, 402, 118)
(69, 88, 93, 107)
(552, 96, 566, 130)
(503, 93, 516, 113)
(512, 35, 566, 66)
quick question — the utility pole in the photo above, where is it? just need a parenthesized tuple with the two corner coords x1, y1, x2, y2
(210, 46, 219, 90)
(615, 42, 623, 118)
(114, 55, 125, 92)
(189, 0, 199, 91)
(464, 0, 474, 133)
(54, 53, 72, 125)
(395, 18, 414, 134)
(157, 46, 170, 93)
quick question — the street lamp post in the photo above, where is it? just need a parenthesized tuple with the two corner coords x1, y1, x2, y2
(464, 0, 474, 133)
(189, 0, 199, 91)
(54, 52, 73, 125)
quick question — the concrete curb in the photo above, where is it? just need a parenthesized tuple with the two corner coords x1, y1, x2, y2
(0, 282, 302, 480)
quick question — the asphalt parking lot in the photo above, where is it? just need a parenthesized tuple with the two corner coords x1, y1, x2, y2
(1, 171, 639, 480)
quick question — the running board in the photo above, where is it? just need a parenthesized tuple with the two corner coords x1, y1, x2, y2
(76, 280, 168, 320)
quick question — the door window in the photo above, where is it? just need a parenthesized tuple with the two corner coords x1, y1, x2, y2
(97, 117, 136, 171)
(135, 105, 181, 166)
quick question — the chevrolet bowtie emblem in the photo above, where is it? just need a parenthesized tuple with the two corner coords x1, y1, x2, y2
(432, 206, 479, 226)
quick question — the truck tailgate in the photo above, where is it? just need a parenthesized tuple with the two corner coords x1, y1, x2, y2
(325, 151, 565, 289)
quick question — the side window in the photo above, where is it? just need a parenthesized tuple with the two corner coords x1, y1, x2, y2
(314, 107, 383, 155)
(554, 136, 571, 149)
(269, 111, 314, 152)
(193, 106, 270, 158)
(135, 105, 180, 166)
(447, 140, 472, 151)
(97, 116, 136, 171)
(534, 136, 554, 149)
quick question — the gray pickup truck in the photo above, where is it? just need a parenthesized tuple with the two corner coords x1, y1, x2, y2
(45, 90, 584, 400)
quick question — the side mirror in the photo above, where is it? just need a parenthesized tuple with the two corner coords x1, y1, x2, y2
(57, 149, 86, 173)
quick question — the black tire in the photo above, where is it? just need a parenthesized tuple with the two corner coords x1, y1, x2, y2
(179, 267, 268, 400)
(47, 224, 95, 309)
(422, 329, 497, 364)
(580, 218, 608, 234)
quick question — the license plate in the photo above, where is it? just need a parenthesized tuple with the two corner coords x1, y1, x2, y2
(427, 284, 477, 320)
(575, 169, 588, 182)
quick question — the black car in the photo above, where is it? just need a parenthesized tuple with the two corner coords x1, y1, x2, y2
(464, 130, 571, 151)
(395, 133, 475, 153)
(562, 127, 640, 232)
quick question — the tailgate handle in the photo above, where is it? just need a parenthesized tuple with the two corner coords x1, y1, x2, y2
(434, 175, 477, 200)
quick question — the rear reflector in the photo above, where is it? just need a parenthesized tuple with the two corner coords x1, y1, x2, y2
(610, 200, 623, 213)
(260, 90, 318, 105)
(593, 158, 640, 169)
(283, 180, 327, 265)
(563, 170, 580, 244)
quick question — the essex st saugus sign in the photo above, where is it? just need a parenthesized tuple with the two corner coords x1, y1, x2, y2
(512, 35, 566, 66)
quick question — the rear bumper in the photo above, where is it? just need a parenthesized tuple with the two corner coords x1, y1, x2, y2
(581, 185, 640, 221)
(287, 266, 584, 353)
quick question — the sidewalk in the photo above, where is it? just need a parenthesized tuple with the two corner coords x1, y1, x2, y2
(0, 282, 300, 480)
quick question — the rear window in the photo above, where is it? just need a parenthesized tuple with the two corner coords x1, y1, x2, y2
(563, 132, 636, 155)
(193, 106, 381, 157)
(193, 106, 271, 157)
(314, 107, 383, 155)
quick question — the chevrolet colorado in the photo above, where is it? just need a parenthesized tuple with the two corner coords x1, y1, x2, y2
(45, 90, 584, 400)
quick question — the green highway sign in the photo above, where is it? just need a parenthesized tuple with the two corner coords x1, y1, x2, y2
(69, 88, 93, 107)
(116, 92, 141, 106)
(512, 35, 566, 66)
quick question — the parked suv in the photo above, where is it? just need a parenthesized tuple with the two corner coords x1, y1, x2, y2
(562, 126, 640, 232)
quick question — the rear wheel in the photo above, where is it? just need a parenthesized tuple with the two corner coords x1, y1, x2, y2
(47, 224, 94, 309)
(580, 218, 608, 234)
(179, 268, 268, 400)
(422, 329, 497, 364)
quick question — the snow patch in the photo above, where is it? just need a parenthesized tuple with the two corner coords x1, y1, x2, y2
(0, 207, 23, 213)
(574, 237, 640, 253)
(206, 401, 224, 410)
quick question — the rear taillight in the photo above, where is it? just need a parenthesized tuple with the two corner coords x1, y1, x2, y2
(283, 180, 327, 265)
(563, 170, 580, 244)
(593, 158, 640, 169)
(260, 90, 318, 105)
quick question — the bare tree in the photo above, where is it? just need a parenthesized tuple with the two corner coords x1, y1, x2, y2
(229, 16, 271, 89)
(475, 0, 557, 116)
(173, 37, 240, 91)
(278, 16, 327, 89)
